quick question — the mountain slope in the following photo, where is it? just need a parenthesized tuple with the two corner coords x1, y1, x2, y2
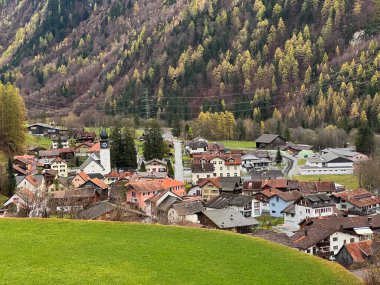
(1, 0, 380, 130)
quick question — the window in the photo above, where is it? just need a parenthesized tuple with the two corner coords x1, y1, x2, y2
(271, 203, 275, 207)
(350, 238, 355, 243)
(271, 210, 276, 214)
(333, 237, 338, 242)
(276, 197, 279, 202)
(333, 246, 338, 250)
(220, 167, 223, 170)
(234, 173, 237, 177)
(227, 173, 230, 177)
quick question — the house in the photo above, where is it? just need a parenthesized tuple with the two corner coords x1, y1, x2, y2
(261, 188, 301, 217)
(298, 181, 337, 195)
(186, 137, 208, 155)
(43, 157, 68, 177)
(13, 155, 37, 175)
(283, 194, 336, 229)
(167, 201, 204, 224)
(27, 123, 61, 137)
(125, 178, 185, 211)
(198, 208, 259, 233)
(4, 189, 35, 213)
(241, 154, 271, 170)
(332, 189, 380, 216)
(335, 240, 376, 266)
(51, 136, 70, 149)
(255, 134, 287, 149)
(75, 142, 94, 156)
(197, 178, 222, 200)
(77, 201, 118, 220)
(79, 155, 106, 175)
(73, 130, 96, 143)
(242, 180, 262, 196)
(261, 179, 289, 191)
(144, 190, 182, 219)
(291, 215, 380, 259)
(321, 148, 368, 164)
(103, 170, 122, 185)
(191, 163, 214, 184)
(208, 142, 225, 153)
(300, 152, 354, 175)
(191, 153, 242, 184)
(280, 142, 313, 155)
(71, 171, 91, 188)
(51, 189, 102, 212)
(205, 193, 255, 218)
(145, 159, 167, 173)
(219, 177, 242, 194)
(16, 175, 43, 192)
(79, 178, 109, 200)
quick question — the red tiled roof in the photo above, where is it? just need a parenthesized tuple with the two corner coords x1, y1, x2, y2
(262, 179, 288, 189)
(25, 175, 39, 187)
(127, 178, 184, 193)
(77, 171, 91, 182)
(344, 240, 373, 263)
(88, 142, 100, 153)
(333, 189, 380, 208)
(197, 178, 222, 189)
(90, 178, 109, 190)
(261, 188, 301, 202)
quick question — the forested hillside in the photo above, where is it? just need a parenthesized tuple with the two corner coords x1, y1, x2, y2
(1, 0, 380, 131)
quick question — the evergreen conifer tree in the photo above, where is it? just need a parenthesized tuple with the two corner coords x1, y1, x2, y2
(143, 120, 165, 160)
(275, 147, 283, 164)
(355, 125, 375, 155)
(6, 157, 16, 197)
(167, 160, 174, 178)
(139, 161, 147, 172)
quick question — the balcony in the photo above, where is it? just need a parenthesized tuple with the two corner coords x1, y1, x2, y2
(315, 251, 334, 258)
(347, 208, 376, 216)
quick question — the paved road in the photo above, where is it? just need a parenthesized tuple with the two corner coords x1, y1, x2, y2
(174, 140, 184, 182)
(282, 153, 299, 178)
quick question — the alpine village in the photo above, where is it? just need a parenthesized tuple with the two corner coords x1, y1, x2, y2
(1, 0, 380, 284)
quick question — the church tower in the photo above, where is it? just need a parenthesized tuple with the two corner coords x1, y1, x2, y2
(99, 128, 111, 174)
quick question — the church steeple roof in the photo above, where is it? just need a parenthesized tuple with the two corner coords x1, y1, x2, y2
(100, 128, 108, 140)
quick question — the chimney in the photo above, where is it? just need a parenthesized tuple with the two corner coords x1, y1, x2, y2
(304, 229, 308, 236)
(368, 217, 373, 225)
(340, 224, 344, 230)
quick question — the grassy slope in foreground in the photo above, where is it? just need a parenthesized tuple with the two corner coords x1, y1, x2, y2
(0, 219, 360, 285)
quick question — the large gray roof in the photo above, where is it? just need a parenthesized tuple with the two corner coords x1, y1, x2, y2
(201, 208, 258, 228)
(172, 201, 204, 216)
(255, 134, 284, 144)
(206, 193, 253, 209)
(79, 156, 104, 171)
(78, 201, 117, 220)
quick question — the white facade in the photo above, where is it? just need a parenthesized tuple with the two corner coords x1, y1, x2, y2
(52, 141, 69, 149)
(284, 204, 334, 229)
(16, 178, 37, 192)
(51, 160, 68, 177)
(100, 147, 111, 175)
(146, 161, 167, 173)
(329, 232, 359, 255)
(210, 157, 241, 178)
(167, 209, 198, 224)
(82, 161, 105, 175)
(191, 172, 213, 185)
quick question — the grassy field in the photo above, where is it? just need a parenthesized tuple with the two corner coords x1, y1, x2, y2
(25, 133, 52, 149)
(0, 219, 360, 285)
(216, 140, 256, 149)
(0, 194, 8, 204)
(297, 159, 306, 166)
(295, 174, 360, 189)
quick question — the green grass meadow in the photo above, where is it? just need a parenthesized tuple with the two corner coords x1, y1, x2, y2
(295, 174, 360, 190)
(0, 219, 360, 285)
(25, 133, 52, 149)
(216, 140, 256, 149)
